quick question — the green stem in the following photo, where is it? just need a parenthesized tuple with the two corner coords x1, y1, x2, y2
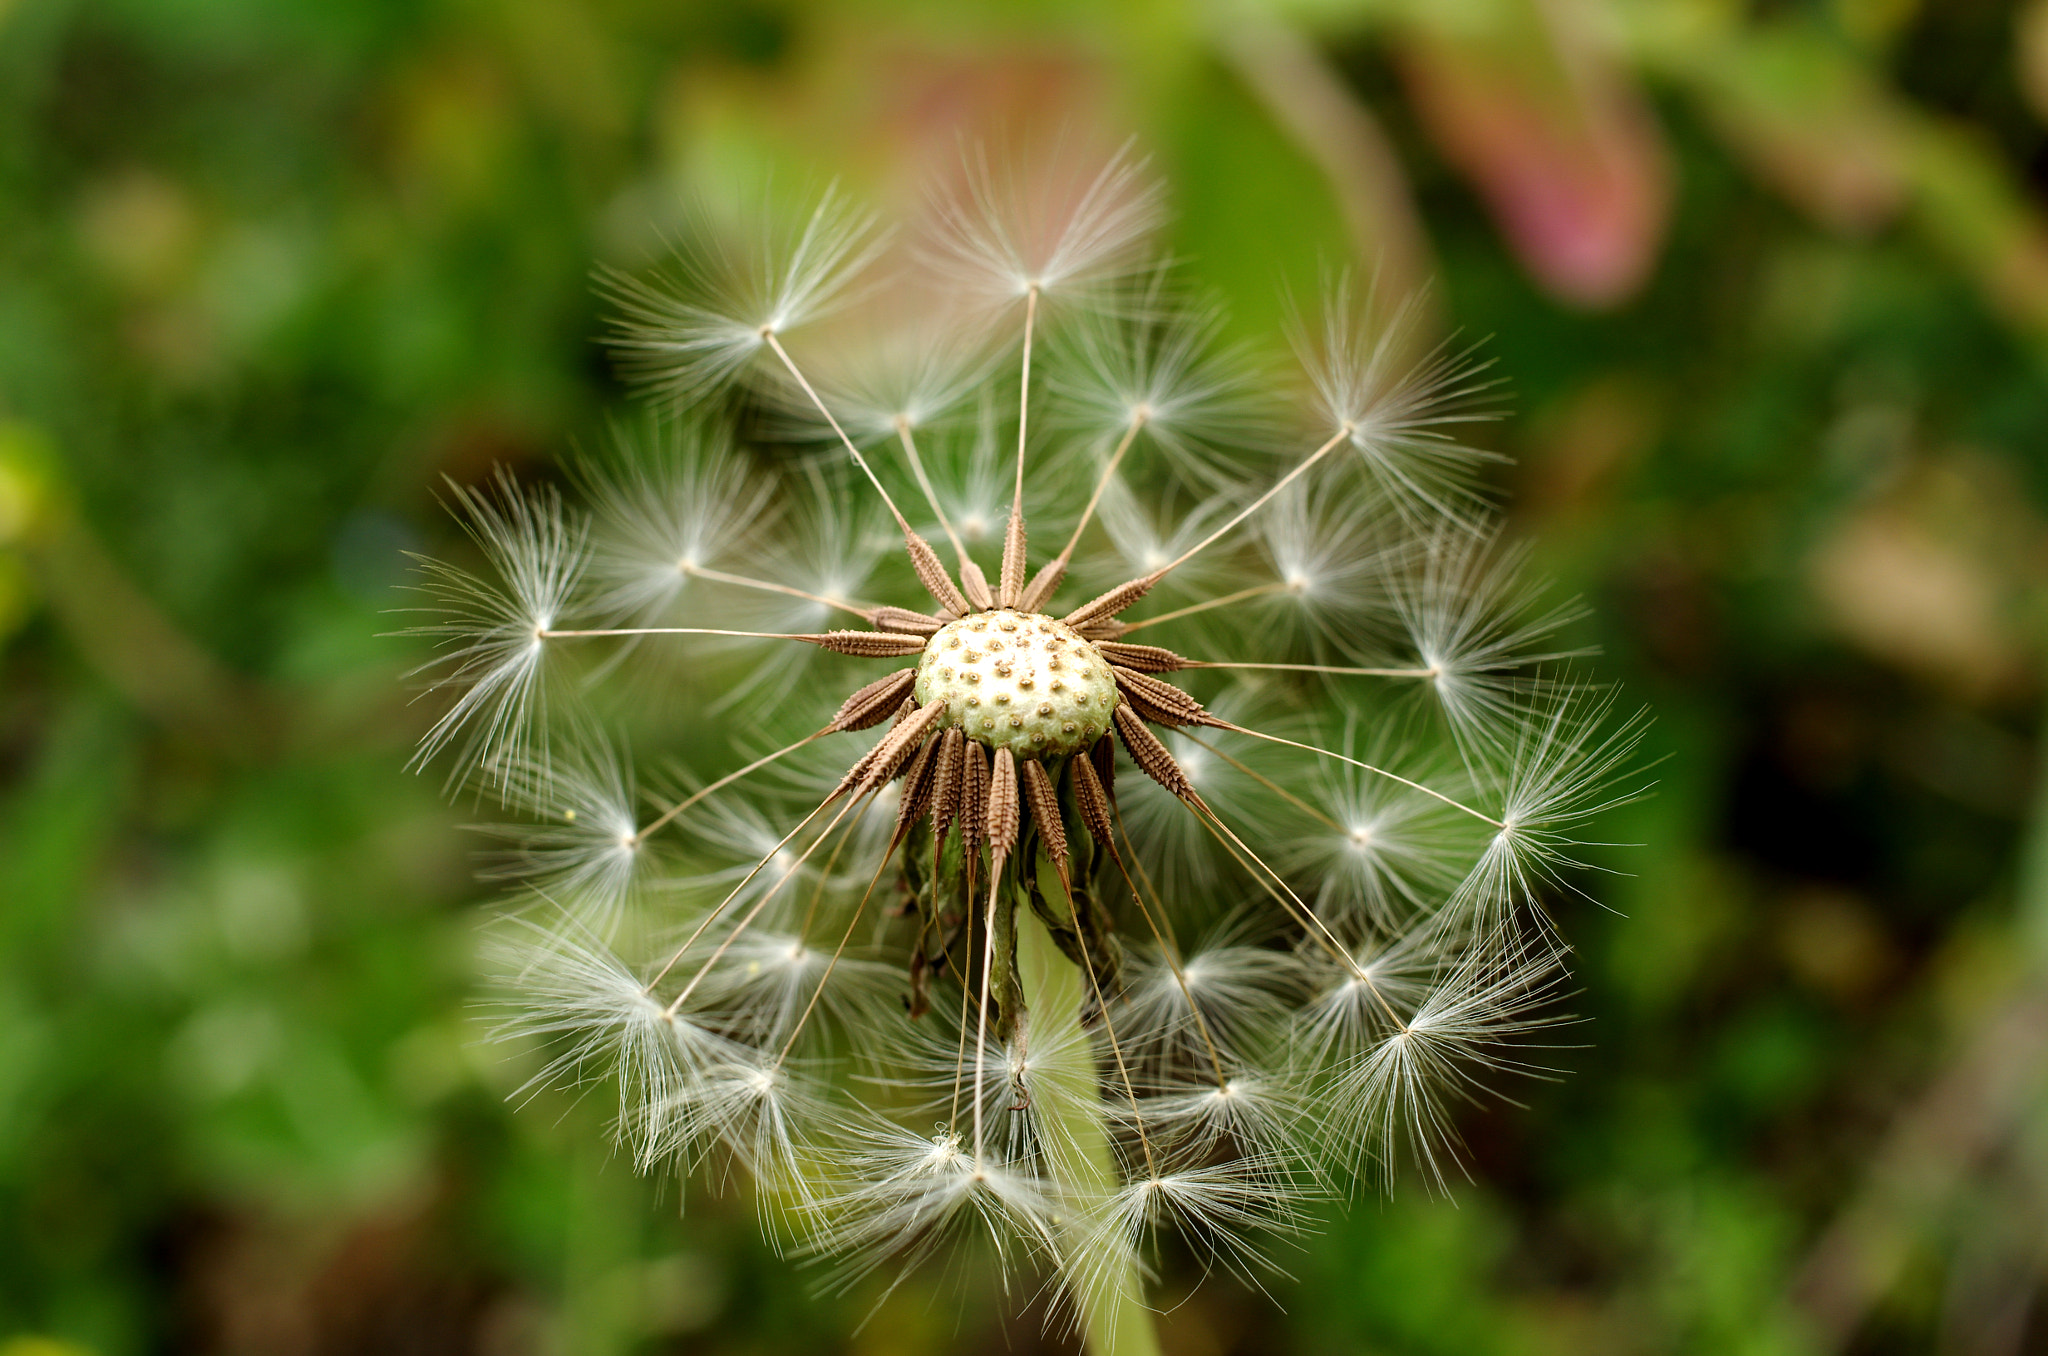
(2017, 689, 2048, 964)
(1019, 848, 1163, 1356)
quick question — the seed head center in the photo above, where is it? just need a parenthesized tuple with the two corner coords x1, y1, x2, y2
(913, 608, 1116, 760)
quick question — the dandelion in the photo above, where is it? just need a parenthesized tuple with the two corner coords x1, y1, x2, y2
(406, 472, 585, 790)
(407, 150, 1645, 1351)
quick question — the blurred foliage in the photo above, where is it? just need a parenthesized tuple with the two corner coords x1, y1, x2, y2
(5, 0, 2048, 1352)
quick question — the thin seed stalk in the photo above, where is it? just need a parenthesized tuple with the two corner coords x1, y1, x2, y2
(1020, 849, 1162, 1356)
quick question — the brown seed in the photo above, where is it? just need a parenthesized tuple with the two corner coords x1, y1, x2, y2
(1113, 666, 1212, 727)
(1096, 641, 1189, 673)
(832, 668, 916, 732)
(1018, 556, 1066, 612)
(895, 734, 942, 835)
(930, 727, 963, 842)
(843, 701, 947, 794)
(958, 559, 994, 611)
(904, 530, 971, 615)
(959, 739, 989, 853)
(1070, 748, 1118, 854)
(869, 605, 944, 635)
(1063, 575, 1154, 629)
(999, 512, 1028, 608)
(1020, 758, 1066, 870)
(1091, 733, 1116, 797)
(1113, 703, 1198, 804)
(807, 630, 931, 658)
(986, 748, 1020, 856)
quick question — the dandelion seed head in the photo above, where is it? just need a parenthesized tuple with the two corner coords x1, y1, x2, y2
(412, 148, 1643, 1332)
(913, 609, 1116, 760)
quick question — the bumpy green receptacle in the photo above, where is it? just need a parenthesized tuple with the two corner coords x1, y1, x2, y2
(913, 608, 1117, 760)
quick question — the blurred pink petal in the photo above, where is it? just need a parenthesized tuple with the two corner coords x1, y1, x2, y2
(1395, 2, 1670, 309)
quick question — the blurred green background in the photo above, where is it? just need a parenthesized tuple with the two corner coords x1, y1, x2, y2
(6, 0, 2048, 1351)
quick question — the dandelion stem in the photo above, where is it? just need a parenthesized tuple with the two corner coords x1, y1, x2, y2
(1024, 412, 1147, 609)
(775, 821, 903, 1064)
(763, 333, 917, 534)
(948, 936, 976, 1131)
(1109, 806, 1233, 1088)
(1042, 843, 1157, 1177)
(1180, 661, 1437, 679)
(796, 799, 868, 940)
(665, 790, 874, 1013)
(894, 418, 969, 565)
(642, 790, 850, 997)
(999, 285, 1042, 607)
(1010, 287, 1040, 528)
(1115, 582, 1289, 635)
(1141, 427, 1351, 587)
(681, 563, 873, 622)
(1185, 798, 1364, 977)
(1179, 793, 1419, 1029)
(1178, 730, 1343, 832)
(636, 727, 828, 843)
(1015, 894, 1163, 1356)
(971, 853, 1006, 1165)
(539, 626, 834, 641)
(1211, 720, 1504, 828)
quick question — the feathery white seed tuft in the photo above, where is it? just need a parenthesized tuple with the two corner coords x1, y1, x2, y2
(406, 473, 586, 789)
(410, 151, 1643, 1333)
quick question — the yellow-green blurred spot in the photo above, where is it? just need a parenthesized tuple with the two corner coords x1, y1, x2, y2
(0, 422, 54, 546)
(0, 422, 53, 645)
(1, 1338, 98, 1356)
